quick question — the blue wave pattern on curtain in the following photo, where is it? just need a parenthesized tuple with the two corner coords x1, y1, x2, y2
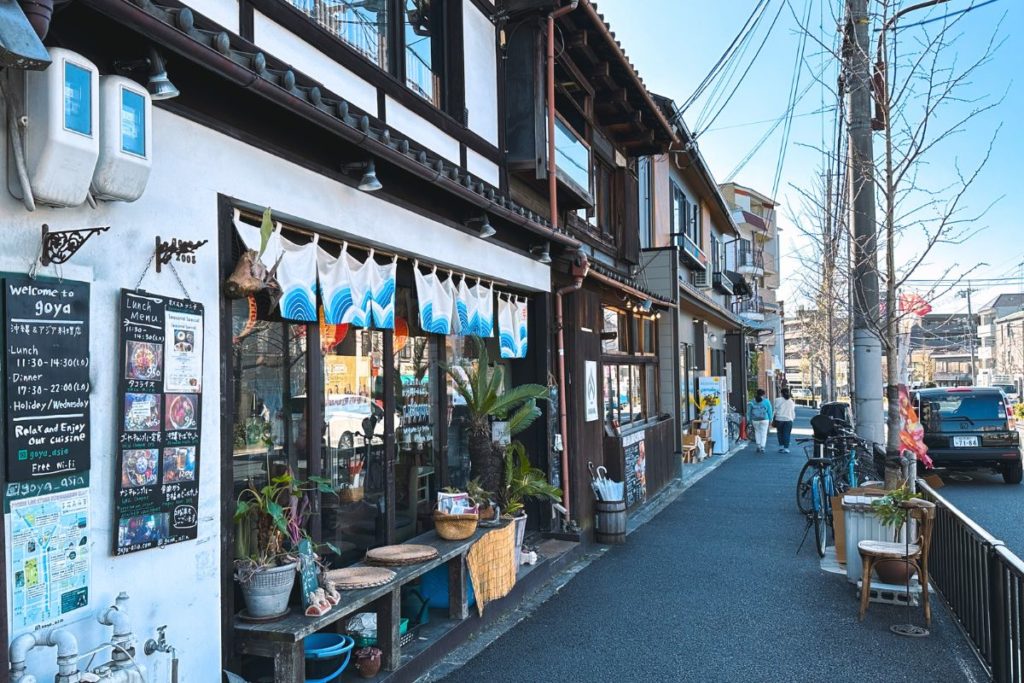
(414, 264, 455, 335)
(498, 295, 527, 358)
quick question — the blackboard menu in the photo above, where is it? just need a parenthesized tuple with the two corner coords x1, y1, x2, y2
(623, 430, 647, 508)
(113, 290, 204, 555)
(4, 277, 91, 482)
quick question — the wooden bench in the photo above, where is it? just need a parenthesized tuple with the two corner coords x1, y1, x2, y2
(234, 526, 492, 681)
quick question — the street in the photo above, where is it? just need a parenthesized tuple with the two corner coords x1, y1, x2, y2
(934, 468, 1024, 558)
(435, 408, 984, 683)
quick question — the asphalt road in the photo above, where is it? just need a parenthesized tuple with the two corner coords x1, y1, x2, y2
(439, 407, 984, 683)
(932, 465, 1024, 558)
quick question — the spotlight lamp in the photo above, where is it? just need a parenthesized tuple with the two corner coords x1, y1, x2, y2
(343, 159, 382, 192)
(467, 214, 496, 238)
(114, 46, 180, 100)
(530, 243, 552, 264)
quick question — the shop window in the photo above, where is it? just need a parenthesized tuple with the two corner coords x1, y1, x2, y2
(602, 306, 629, 354)
(603, 363, 653, 428)
(633, 316, 656, 355)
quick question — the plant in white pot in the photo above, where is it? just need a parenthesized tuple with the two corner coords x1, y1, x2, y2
(234, 470, 333, 618)
(869, 483, 918, 584)
(499, 441, 562, 567)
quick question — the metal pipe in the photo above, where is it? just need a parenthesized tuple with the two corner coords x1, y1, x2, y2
(81, 0, 581, 249)
(9, 632, 38, 682)
(44, 629, 79, 680)
(554, 279, 583, 522)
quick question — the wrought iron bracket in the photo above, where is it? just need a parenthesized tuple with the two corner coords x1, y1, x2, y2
(155, 235, 208, 273)
(40, 224, 110, 266)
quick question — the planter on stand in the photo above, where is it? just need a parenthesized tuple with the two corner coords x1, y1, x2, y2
(875, 558, 915, 585)
(237, 562, 297, 618)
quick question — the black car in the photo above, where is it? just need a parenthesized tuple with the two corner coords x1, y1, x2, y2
(913, 387, 1023, 485)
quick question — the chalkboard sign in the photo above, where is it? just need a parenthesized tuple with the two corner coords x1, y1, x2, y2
(112, 290, 204, 555)
(623, 430, 647, 508)
(4, 277, 91, 482)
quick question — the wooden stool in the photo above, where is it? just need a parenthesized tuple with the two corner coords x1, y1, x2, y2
(857, 498, 936, 626)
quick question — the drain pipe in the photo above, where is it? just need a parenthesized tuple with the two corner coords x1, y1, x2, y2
(547, 0, 580, 526)
(9, 628, 79, 683)
(9, 632, 39, 683)
(554, 252, 590, 524)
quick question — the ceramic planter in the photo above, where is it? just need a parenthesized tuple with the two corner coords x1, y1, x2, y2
(237, 561, 297, 618)
(355, 647, 382, 679)
(875, 558, 915, 585)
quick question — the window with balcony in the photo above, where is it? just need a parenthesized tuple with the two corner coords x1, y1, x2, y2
(289, 0, 448, 110)
(554, 116, 591, 196)
(671, 182, 705, 269)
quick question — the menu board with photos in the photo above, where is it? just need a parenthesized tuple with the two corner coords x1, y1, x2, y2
(113, 290, 203, 555)
(4, 277, 91, 482)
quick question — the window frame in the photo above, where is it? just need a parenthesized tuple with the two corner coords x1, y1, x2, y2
(601, 305, 661, 430)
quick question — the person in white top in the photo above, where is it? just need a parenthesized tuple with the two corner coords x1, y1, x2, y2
(773, 388, 797, 453)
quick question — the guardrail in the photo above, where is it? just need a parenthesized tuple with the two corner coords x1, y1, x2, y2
(917, 479, 1024, 681)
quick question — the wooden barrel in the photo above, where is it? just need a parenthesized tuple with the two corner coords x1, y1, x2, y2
(594, 499, 627, 545)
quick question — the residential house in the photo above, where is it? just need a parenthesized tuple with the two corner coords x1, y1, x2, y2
(639, 96, 751, 451)
(719, 182, 785, 399)
(976, 293, 1024, 387)
(994, 310, 1024, 391)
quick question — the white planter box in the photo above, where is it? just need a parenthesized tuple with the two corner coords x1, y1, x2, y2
(843, 495, 898, 584)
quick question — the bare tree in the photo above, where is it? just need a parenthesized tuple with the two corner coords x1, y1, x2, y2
(864, 0, 1004, 465)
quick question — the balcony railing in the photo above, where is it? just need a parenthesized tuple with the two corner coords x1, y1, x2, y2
(712, 270, 733, 295)
(676, 233, 707, 270)
(733, 296, 764, 316)
(736, 248, 764, 271)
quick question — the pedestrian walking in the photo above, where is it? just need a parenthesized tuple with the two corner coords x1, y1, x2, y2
(773, 388, 796, 453)
(747, 389, 773, 454)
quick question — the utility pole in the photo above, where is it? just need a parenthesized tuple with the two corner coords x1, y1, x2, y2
(958, 287, 978, 386)
(845, 0, 883, 444)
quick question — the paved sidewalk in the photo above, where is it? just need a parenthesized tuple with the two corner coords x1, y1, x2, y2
(438, 409, 985, 682)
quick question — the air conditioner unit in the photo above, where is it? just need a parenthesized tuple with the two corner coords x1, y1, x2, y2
(693, 270, 710, 289)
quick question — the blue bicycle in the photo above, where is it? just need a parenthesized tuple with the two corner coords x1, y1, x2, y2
(795, 446, 835, 558)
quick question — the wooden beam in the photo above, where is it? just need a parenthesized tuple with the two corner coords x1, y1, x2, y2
(596, 109, 643, 127)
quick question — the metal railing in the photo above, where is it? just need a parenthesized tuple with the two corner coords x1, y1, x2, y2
(917, 480, 1024, 681)
(732, 296, 764, 315)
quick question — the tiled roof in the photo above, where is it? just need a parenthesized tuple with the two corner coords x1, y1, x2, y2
(588, 260, 672, 305)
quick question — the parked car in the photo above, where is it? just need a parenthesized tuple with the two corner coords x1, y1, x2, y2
(325, 395, 386, 448)
(912, 387, 1022, 485)
(991, 383, 1020, 405)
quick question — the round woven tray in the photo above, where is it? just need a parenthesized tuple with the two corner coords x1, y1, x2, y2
(365, 544, 439, 566)
(325, 566, 396, 590)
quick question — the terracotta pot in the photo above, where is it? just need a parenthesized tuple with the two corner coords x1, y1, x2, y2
(875, 559, 915, 585)
(18, 0, 53, 39)
(355, 648, 382, 679)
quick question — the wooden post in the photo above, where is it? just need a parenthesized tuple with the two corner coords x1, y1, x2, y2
(448, 553, 469, 620)
(275, 641, 305, 683)
(377, 589, 402, 671)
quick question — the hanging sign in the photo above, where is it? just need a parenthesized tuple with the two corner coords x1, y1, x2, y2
(8, 488, 91, 633)
(112, 290, 203, 555)
(584, 361, 599, 422)
(4, 277, 91, 482)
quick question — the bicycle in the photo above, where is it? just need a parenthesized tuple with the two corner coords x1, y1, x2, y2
(726, 409, 742, 444)
(795, 417, 880, 516)
(794, 444, 835, 558)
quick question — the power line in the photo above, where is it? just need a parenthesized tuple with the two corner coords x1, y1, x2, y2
(892, 0, 1004, 31)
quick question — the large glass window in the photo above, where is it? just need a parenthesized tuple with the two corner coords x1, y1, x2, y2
(554, 116, 591, 193)
(638, 157, 652, 249)
(602, 307, 628, 354)
(404, 0, 440, 106)
(292, 0, 389, 68)
(602, 307, 659, 430)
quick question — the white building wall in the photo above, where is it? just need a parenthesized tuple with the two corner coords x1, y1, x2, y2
(3, 106, 548, 683)
(466, 148, 500, 187)
(462, 2, 499, 146)
(252, 12, 379, 115)
(188, 0, 238, 32)
(384, 95, 461, 165)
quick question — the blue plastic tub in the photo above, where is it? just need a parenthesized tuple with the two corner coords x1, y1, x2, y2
(420, 565, 475, 609)
(304, 633, 354, 683)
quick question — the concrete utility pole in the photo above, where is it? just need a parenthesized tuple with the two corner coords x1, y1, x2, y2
(845, 0, 883, 444)
(957, 287, 978, 385)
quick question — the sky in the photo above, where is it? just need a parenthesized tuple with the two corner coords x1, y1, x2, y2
(595, 0, 1023, 315)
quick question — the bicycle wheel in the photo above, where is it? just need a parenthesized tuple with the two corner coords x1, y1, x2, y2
(796, 460, 815, 515)
(814, 477, 828, 558)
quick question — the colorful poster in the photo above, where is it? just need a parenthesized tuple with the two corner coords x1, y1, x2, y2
(113, 290, 203, 555)
(8, 488, 90, 633)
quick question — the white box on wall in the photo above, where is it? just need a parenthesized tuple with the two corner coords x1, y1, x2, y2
(92, 75, 152, 202)
(20, 48, 100, 207)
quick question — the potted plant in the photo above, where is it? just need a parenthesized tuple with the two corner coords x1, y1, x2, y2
(499, 441, 562, 567)
(234, 470, 333, 618)
(443, 337, 548, 494)
(869, 483, 918, 584)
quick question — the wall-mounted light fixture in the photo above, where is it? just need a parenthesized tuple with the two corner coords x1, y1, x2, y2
(343, 159, 382, 192)
(530, 243, 552, 264)
(115, 47, 180, 100)
(466, 214, 495, 238)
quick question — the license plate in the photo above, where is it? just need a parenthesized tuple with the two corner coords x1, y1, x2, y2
(952, 436, 979, 448)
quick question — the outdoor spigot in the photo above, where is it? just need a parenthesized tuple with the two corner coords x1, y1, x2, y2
(144, 626, 170, 656)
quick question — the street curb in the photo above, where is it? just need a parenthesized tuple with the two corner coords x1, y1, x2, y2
(417, 441, 747, 682)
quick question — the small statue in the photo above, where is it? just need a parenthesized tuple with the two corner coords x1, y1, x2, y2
(304, 589, 331, 617)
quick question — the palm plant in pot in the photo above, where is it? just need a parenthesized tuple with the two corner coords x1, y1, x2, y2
(442, 337, 548, 495)
(499, 441, 562, 567)
(234, 470, 333, 618)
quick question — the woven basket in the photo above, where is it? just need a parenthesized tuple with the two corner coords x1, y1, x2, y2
(433, 511, 479, 541)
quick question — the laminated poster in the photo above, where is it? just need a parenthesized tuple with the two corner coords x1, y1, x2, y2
(113, 290, 203, 555)
(623, 430, 647, 508)
(8, 488, 91, 633)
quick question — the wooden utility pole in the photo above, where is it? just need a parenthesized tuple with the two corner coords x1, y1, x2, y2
(845, 0, 883, 443)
